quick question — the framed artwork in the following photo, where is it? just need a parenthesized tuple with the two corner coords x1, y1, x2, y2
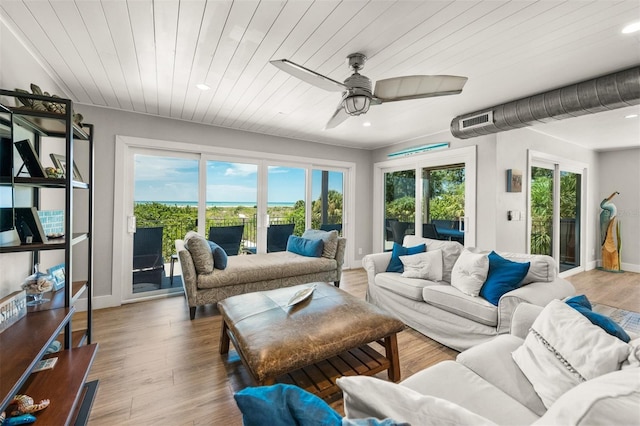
(47, 263, 65, 292)
(50, 153, 84, 182)
(14, 207, 47, 243)
(14, 139, 46, 178)
(506, 169, 522, 192)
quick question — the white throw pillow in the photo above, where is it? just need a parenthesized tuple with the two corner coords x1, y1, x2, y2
(533, 368, 640, 426)
(450, 249, 489, 296)
(337, 375, 497, 426)
(512, 300, 631, 409)
(400, 249, 443, 281)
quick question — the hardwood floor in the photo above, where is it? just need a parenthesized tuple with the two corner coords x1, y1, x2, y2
(86, 268, 639, 425)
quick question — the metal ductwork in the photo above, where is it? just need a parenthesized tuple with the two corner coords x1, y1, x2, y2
(450, 66, 640, 139)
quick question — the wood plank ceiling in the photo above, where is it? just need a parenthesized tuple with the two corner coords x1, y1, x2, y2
(1, 0, 639, 150)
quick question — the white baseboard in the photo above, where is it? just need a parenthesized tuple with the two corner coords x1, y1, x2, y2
(74, 293, 121, 312)
(592, 260, 640, 273)
(585, 261, 597, 271)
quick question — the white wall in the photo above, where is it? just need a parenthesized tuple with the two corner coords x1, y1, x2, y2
(0, 22, 65, 99)
(597, 148, 640, 271)
(78, 104, 372, 298)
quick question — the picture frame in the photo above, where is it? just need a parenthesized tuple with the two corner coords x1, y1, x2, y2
(14, 207, 47, 243)
(506, 169, 522, 193)
(50, 153, 84, 182)
(47, 263, 65, 292)
(14, 139, 46, 178)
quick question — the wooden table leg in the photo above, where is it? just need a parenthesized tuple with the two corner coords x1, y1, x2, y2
(219, 318, 230, 354)
(384, 333, 401, 382)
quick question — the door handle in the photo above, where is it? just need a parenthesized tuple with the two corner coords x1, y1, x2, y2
(127, 215, 137, 234)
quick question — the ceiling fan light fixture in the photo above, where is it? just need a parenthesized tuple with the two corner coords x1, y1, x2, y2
(344, 94, 370, 115)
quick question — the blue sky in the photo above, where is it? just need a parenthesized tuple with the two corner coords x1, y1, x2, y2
(134, 155, 342, 203)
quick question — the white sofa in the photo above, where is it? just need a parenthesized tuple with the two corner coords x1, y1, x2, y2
(362, 236, 575, 351)
(337, 303, 640, 426)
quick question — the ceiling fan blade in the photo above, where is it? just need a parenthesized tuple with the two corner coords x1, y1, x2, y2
(374, 75, 468, 102)
(270, 59, 346, 92)
(324, 101, 350, 130)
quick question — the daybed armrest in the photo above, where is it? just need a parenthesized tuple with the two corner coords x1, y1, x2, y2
(509, 303, 544, 339)
(496, 277, 575, 334)
(362, 252, 392, 285)
(175, 239, 198, 304)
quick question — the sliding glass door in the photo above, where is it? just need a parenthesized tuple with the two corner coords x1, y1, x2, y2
(205, 160, 258, 254)
(130, 152, 199, 298)
(384, 170, 416, 249)
(116, 137, 353, 304)
(529, 157, 583, 274)
(374, 146, 476, 252)
(311, 169, 344, 235)
(422, 164, 465, 244)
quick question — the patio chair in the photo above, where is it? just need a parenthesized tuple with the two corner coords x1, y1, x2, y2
(319, 223, 342, 233)
(133, 226, 165, 285)
(391, 221, 412, 244)
(208, 225, 244, 256)
(267, 223, 295, 252)
(423, 223, 444, 240)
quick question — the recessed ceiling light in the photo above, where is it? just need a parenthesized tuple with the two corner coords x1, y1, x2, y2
(625, 114, 638, 119)
(622, 21, 640, 34)
(363, 122, 371, 127)
(196, 83, 210, 91)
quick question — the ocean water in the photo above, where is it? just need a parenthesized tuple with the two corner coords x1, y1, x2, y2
(135, 201, 295, 208)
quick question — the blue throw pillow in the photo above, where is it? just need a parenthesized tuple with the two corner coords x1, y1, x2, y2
(565, 295, 630, 342)
(286, 235, 324, 258)
(234, 384, 341, 426)
(207, 241, 228, 270)
(479, 251, 530, 306)
(386, 242, 426, 273)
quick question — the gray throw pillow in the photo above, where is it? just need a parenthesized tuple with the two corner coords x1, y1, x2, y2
(302, 229, 338, 259)
(183, 231, 213, 274)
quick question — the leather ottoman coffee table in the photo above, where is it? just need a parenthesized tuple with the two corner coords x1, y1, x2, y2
(218, 282, 405, 398)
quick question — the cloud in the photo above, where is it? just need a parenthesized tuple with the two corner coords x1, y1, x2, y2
(223, 163, 257, 177)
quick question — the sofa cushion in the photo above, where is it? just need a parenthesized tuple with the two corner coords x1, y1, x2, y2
(386, 242, 426, 273)
(403, 236, 463, 283)
(286, 235, 324, 258)
(496, 252, 556, 283)
(456, 335, 546, 417)
(480, 251, 530, 306)
(512, 300, 631, 409)
(184, 231, 214, 274)
(375, 272, 442, 302)
(533, 368, 640, 426)
(234, 384, 342, 426)
(302, 229, 338, 259)
(422, 285, 498, 326)
(337, 375, 497, 426)
(399, 360, 539, 425)
(400, 249, 443, 281)
(197, 251, 336, 289)
(450, 249, 489, 297)
(208, 241, 228, 270)
(565, 294, 630, 342)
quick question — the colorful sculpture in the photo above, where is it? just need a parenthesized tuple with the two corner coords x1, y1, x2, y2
(599, 191, 621, 271)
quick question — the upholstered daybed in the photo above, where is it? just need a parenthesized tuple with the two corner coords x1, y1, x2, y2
(176, 230, 346, 319)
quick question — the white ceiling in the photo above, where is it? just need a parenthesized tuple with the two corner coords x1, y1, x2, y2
(1, 0, 639, 151)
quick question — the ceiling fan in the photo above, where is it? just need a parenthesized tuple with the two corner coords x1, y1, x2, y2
(270, 53, 468, 129)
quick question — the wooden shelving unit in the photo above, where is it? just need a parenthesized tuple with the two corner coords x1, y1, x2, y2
(0, 89, 97, 425)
